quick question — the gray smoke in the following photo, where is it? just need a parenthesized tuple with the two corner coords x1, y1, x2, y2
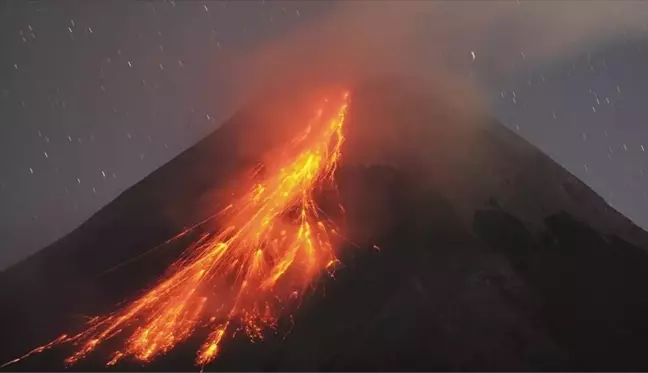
(215, 0, 648, 188)
(224, 0, 648, 102)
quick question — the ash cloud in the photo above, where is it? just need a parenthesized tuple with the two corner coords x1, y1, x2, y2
(226, 0, 648, 101)
(216, 0, 648, 173)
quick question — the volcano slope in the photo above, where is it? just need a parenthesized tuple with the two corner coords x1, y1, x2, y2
(3, 79, 648, 371)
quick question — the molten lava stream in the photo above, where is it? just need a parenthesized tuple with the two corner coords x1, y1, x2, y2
(2, 90, 351, 370)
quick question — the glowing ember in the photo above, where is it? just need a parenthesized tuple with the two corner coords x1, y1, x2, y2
(4, 91, 350, 369)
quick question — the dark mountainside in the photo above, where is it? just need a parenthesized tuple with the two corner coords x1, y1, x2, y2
(3, 79, 648, 371)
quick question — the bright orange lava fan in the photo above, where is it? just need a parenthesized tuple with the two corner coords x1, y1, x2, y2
(4, 90, 351, 369)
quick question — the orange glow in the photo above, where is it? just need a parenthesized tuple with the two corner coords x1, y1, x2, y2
(3, 90, 350, 369)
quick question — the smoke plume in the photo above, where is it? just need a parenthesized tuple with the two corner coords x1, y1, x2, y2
(214, 0, 648, 184)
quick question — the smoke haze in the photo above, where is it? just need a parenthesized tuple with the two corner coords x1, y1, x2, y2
(222, 0, 648, 104)
(205, 0, 647, 168)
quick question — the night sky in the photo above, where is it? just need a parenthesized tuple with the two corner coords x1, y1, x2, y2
(1, 0, 648, 269)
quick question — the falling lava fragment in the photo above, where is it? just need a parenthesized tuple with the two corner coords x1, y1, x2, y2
(4, 91, 351, 369)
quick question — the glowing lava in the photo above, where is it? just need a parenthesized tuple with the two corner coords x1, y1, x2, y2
(4, 90, 350, 369)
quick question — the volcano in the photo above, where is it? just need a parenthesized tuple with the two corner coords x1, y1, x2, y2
(3, 78, 648, 371)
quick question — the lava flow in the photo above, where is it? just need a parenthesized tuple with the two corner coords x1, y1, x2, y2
(3, 90, 351, 369)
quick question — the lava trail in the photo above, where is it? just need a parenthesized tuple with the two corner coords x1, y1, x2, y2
(3, 91, 351, 369)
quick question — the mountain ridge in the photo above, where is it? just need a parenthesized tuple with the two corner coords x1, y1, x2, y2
(2, 78, 648, 371)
